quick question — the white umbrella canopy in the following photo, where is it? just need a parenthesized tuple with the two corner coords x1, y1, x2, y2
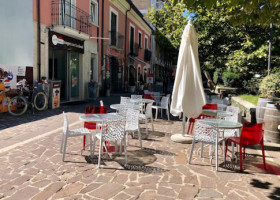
(171, 21, 206, 137)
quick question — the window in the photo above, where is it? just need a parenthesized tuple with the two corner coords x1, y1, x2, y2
(144, 36, 148, 49)
(110, 7, 118, 46)
(90, 0, 98, 25)
(130, 26, 135, 53)
(138, 32, 142, 48)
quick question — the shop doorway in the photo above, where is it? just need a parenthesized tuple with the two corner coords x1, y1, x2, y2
(49, 49, 80, 102)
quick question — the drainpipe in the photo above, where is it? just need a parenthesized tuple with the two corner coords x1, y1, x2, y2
(101, 0, 104, 67)
(125, 4, 131, 87)
(37, 0, 41, 81)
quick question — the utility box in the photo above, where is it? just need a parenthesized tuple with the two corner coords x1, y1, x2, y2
(48, 80, 61, 109)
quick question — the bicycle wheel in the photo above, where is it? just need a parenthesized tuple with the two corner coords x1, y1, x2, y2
(8, 96, 28, 116)
(34, 91, 48, 111)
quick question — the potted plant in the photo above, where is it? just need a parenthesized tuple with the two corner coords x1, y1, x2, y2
(129, 75, 136, 93)
(139, 74, 144, 90)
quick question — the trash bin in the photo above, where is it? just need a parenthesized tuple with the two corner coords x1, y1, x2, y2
(88, 80, 98, 100)
(48, 80, 61, 109)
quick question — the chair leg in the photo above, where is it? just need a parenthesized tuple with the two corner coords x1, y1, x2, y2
(201, 143, 204, 158)
(60, 133, 65, 153)
(225, 140, 229, 160)
(243, 147, 246, 159)
(83, 135, 86, 150)
(188, 139, 195, 164)
(93, 136, 97, 156)
(62, 135, 68, 162)
(138, 128, 142, 149)
(161, 108, 163, 118)
(215, 142, 218, 171)
(145, 117, 148, 138)
(167, 108, 170, 121)
(89, 135, 93, 158)
(124, 135, 128, 165)
(239, 145, 243, 171)
(151, 117, 154, 132)
(98, 139, 103, 168)
(155, 108, 158, 120)
(261, 143, 266, 169)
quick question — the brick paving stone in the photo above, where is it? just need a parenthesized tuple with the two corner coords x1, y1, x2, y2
(198, 188, 223, 198)
(80, 183, 102, 194)
(31, 182, 65, 200)
(89, 182, 125, 199)
(5, 186, 39, 200)
(157, 186, 177, 197)
(178, 185, 199, 200)
(52, 182, 84, 199)
(111, 192, 132, 200)
(138, 190, 157, 200)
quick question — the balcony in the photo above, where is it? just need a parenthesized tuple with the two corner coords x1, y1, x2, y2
(109, 31, 124, 50)
(129, 42, 139, 57)
(144, 49, 152, 61)
(51, 1, 92, 36)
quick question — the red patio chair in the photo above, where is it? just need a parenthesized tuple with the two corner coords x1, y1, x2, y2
(143, 94, 154, 100)
(83, 105, 107, 150)
(225, 122, 266, 171)
(186, 104, 217, 135)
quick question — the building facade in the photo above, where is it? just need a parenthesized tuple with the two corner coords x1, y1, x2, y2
(31, 0, 152, 102)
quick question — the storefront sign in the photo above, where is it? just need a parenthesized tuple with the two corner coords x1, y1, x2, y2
(0, 65, 26, 90)
(49, 31, 84, 53)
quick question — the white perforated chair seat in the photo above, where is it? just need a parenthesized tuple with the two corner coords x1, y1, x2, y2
(68, 128, 91, 136)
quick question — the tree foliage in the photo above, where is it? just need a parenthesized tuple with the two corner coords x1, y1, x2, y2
(172, 0, 280, 27)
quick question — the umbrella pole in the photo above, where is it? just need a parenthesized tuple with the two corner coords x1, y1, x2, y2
(182, 114, 189, 137)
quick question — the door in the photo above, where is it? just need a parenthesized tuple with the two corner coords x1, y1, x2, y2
(69, 52, 79, 100)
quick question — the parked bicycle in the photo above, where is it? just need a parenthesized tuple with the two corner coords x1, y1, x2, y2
(7, 79, 48, 116)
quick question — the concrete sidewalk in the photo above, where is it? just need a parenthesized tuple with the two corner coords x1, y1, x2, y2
(0, 93, 279, 200)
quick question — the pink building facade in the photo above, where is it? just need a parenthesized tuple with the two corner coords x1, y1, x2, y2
(32, 0, 152, 101)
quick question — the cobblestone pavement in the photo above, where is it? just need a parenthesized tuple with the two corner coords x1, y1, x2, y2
(0, 93, 280, 200)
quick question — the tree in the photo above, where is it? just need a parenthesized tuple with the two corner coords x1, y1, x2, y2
(147, 2, 189, 59)
(172, 0, 280, 27)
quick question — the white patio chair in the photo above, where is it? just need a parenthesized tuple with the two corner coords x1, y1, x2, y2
(100, 100, 104, 106)
(93, 117, 127, 168)
(188, 120, 224, 171)
(152, 96, 170, 121)
(120, 96, 132, 105)
(61, 112, 93, 162)
(218, 106, 240, 160)
(125, 108, 142, 149)
(211, 99, 225, 110)
(153, 92, 161, 105)
(139, 103, 154, 138)
(131, 95, 144, 112)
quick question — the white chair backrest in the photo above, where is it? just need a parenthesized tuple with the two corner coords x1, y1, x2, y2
(100, 100, 104, 106)
(101, 118, 126, 141)
(120, 96, 131, 104)
(145, 103, 153, 119)
(125, 108, 139, 130)
(63, 112, 68, 135)
(225, 106, 239, 122)
(193, 120, 217, 144)
(131, 95, 142, 100)
(161, 96, 169, 107)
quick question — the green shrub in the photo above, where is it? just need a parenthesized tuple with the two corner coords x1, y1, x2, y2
(259, 73, 280, 98)
(242, 77, 262, 95)
(222, 72, 240, 87)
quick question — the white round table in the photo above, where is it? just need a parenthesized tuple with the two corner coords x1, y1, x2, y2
(200, 118, 242, 129)
(79, 113, 121, 122)
(110, 104, 141, 110)
(202, 110, 232, 118)
(130, 98, 154, 104)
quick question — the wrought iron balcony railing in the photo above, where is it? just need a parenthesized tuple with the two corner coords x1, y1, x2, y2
(51, 1, 92, 36)
(109, 31, 124, 49)
(130, 42, 139, 57)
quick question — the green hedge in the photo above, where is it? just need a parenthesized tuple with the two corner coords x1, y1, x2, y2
(259, 73, 280, 98)
(222, 72, 240, 87)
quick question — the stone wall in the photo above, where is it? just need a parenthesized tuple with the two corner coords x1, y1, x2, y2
(232, 96, 256, 123)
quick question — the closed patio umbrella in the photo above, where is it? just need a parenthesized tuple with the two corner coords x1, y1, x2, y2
(170, 21, 206, 141)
